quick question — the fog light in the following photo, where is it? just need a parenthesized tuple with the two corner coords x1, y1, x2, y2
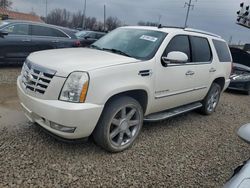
(50, 122, 76, 133)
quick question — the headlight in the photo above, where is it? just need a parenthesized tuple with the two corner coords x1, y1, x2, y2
(59, 72, 89, 103)
(231, 74, 250, 81)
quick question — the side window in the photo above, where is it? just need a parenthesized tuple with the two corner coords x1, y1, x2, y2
(164, 35, 191, 62)
(52, 29, 68, 38)
(213, 40, 232, 62)
(31, 25, 68, 38)
(88, 32, 96, 39)
(3, 24, 29, 35)
(190, 36, 212, 63)
(96, 33, 104, 39)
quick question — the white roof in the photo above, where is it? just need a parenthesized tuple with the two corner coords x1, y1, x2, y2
(122, 26, 222, 39)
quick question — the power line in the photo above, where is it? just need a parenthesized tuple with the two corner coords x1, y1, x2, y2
(184, 0, 196, 27)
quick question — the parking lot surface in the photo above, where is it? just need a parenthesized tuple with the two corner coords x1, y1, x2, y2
(0, 68, 250, 187)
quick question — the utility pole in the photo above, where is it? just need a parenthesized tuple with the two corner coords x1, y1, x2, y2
(82, 0, 87, 29)
(104, 4, 106, 31)
(184, 0, 196, 27)
(45, 0, 48, 22)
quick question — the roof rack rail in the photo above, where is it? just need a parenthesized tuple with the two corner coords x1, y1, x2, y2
(184, 28, 221, 38)
(157, 24, 185, 29)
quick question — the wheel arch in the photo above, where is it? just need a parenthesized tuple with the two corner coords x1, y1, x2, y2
(104, 89, 149, 114)
(212, 77, 225, 90)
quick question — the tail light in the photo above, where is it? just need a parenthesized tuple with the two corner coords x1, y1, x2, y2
(74, 40, 82, 47)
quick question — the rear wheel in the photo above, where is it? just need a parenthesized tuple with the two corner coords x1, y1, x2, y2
(93, 96, 143, 153)
(200, 83, 221, 115)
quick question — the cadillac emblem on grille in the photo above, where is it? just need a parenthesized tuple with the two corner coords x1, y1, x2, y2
(21, 61, 56, 95)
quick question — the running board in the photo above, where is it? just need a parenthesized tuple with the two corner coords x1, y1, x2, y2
(144, 102, 202, 122)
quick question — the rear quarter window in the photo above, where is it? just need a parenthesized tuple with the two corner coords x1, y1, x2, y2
(213, 40, 232, 62)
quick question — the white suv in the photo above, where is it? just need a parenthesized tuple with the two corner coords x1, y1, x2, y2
(17, 26, 232, 152)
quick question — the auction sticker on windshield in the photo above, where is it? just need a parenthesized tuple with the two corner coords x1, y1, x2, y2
(140, 35, 158, 42)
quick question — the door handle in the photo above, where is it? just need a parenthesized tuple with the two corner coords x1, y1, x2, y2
(209, 68, 216, 73)
(52, 40, 59, 43)
(186, 70, 195, 76)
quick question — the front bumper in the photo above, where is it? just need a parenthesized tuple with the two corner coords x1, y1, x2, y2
(17, 77, 104, 139)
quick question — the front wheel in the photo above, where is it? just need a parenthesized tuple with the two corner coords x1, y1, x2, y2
(93, 96, 143, 153)
(200, 83, 221, 115)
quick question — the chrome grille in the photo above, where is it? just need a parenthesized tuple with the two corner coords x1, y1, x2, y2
(21, 61, 56, 95)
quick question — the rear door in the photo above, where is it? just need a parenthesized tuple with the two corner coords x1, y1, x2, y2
(30, 25, 58, 52)
(0, 23, 32, 64)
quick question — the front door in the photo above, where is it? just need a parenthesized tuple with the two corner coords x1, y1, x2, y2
(153, 35, 212, 113)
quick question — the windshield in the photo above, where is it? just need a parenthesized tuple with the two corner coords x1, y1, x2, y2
(0, 21, 8, 28)
(92, 28, 167, 60)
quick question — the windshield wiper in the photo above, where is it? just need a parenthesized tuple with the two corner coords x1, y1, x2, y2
(89, 44, 102, 50)
(102, 48, 132, 58)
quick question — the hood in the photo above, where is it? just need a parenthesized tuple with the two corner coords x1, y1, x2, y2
(27, 48, 139, 77)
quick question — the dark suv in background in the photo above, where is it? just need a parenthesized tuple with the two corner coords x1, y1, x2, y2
(0, 20, 81, 65)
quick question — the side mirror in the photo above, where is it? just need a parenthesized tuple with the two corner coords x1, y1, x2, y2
(0, 31, 8, 38)
(161, 51, 188, 66)
(238, 123, 250, 143)
(84, 36, 90, 40)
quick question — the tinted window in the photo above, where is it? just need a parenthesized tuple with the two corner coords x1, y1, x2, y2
(86, 32, 96, 39)
(31, 25, 68, 38)
(3, 24, 29, 35)
(164, 35, 190, 62)
(190, 36, 212, 62)
(213, 40, 232, 62)
(96, 33, 104, 39)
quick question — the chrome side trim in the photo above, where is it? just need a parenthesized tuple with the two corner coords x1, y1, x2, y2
(155, 86, 207, 99)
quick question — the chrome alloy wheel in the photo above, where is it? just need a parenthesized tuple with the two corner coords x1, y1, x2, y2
(109, 105, 141, 147)
(207, 87, 220, 112)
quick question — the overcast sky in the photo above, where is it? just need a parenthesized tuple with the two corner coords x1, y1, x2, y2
(11, 0, 250, 44)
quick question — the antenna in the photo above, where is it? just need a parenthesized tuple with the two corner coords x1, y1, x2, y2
(184, 0, 197, 27)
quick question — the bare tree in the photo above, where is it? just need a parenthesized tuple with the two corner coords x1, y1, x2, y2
(46, 8, 71, 27)
(45, 8, 117, 31)
(85, 17, 97, 30)
(0, 0, 12, 9)
(71, 11, 83, 29)
(105, 16, 121, 31)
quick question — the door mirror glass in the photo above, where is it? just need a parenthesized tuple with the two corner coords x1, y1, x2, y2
(238, 123, 250, 143)
(162, 51, 188, 66)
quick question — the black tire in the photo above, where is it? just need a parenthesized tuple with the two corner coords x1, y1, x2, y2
(93, 96, 143, 153)
(200, 83, 221, 115)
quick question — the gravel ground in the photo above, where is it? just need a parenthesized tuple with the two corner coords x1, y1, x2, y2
(0, 81, 250, 187)
(0, 67, 21, 84)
